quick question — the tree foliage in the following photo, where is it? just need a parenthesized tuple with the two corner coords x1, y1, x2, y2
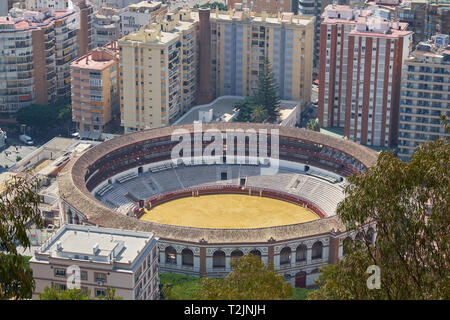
(39, 287, 91, 300)
(39, 286, 122, 300)
(233, 58, 281, 123)
(16, 102, 71, 130)
(253, 57, 281, 120)
(250, 105, 269, 123)
(0, 176, 43, 300)
(306, 118, 320, 132)
(160, 273, 202, 300)
(193, 254, 293, 300)
(194, 2, 227, 10)
(309, 138, 450, 300)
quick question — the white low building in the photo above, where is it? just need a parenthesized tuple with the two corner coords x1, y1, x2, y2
(30, 224, 159, 300)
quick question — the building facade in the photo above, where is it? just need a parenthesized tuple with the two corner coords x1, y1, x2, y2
(209, 7, 314, 102)
(298, 0, 333, 68)
(71, 41, 119, 134)
(227, 0, 293, 13)
(119, 9, 198, 133)
(119, 0, 168, 36)
(318, 4, 412, 147)
(30, 224, 159, 300)
(0, 8, 80, 115)
(93, 6, 120, 48)
(25, 0, 94, 57)
(397, 35, 450, 160)
(424, 1, 450, 40)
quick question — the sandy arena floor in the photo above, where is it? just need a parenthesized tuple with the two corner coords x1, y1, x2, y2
(139, 194, 319, 229)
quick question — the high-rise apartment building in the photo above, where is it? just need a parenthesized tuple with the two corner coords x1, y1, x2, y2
(398, 35, 450, 160)
(0, 8, 79, 115)
(119, 9, 198, 133)
(93, 6, 120, 48)
(71, 42, 119, 133)
(298, 0, 333, 68)
(425, 1, 450, 40)
(120, 1, 168, 36)
(395, 0, 427, 44)
(318, 4, 412, 147)
(74, 0, 94, 56)
(25, 0, 94, 57)
(209, 7, 314, 102)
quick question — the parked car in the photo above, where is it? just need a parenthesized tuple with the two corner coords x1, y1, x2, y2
(19, 134, 34, 145)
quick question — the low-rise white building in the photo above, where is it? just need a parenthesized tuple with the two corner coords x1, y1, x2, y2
(30, 224, 159, 300)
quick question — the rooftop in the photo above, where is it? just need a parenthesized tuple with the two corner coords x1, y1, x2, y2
(0, 9, 75, 32)
(34, 224, 157, 265)
(71, 42, 119, 70)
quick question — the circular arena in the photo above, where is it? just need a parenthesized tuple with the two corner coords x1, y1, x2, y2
(58, 123, 378, 288)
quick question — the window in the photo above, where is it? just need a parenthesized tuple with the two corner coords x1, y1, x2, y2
(311, 241, 323, 260)
(95, 288, 106, 298)
(54, 283, 66, 291)
(94, 272, 107, 284)
(55, 268, 66, 277)
(296, 244, 307, 262)
(165, 246, 177, 265)
(280, 247, 291, 265)
(182, 249, 194, 267)
(81, 271, 88, 281)
(212, 250, 226, 268)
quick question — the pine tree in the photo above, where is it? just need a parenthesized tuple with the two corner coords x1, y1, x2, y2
(253, 57, 281, 120)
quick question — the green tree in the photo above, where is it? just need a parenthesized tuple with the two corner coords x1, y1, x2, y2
(39, 286, 123, 300)
(16, 104, 58, 129)
(0, 176, 43, 300)
(160, 273, 202, 300)
(233, 96, 257, 122)
(193, 254, 293, 300)
(101, 287, 123, 300)
(309, 138, 450, 300)
(253, 57, 281, 120)
(39, 286, 91, 300)
(250, 105, 269, 123)
(306, 118, 320, 132)
(16, 102, 72, 131)
(198, 2, 227, 10)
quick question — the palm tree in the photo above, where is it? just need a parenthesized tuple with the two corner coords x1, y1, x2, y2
(250, 105, 269, 123)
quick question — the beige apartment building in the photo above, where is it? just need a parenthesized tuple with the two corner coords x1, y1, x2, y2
(209, 6, 314, 102)
(398, 35, 450, 160)
(71, 42, 119, 134)
(119, 9, 198, 133)
(30, 224, 160, 300)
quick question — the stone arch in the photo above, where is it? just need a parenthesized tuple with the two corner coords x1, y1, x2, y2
(165, 246, 177, 265)
(212, 250, 226, 268)
(280, 247, 291, 265)
(296, 244, 307, 262)
(311, 241, 323, 260)
(182, 248, 194, 267)
(230, 249, 243, 261)
(249, 249, 262, 259)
